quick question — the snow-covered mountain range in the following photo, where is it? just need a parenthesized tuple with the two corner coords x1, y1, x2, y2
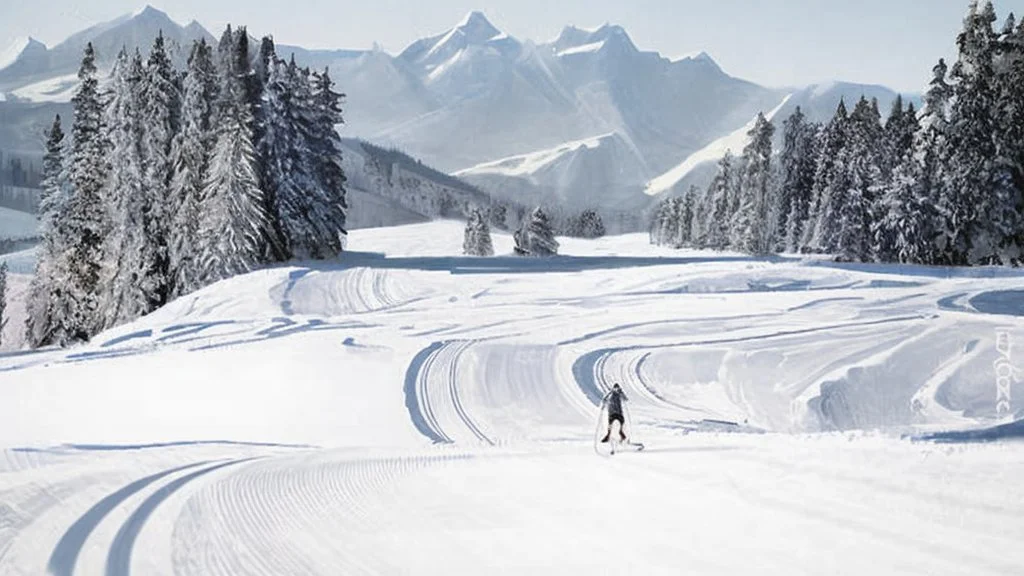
(0, 6, 916, 213)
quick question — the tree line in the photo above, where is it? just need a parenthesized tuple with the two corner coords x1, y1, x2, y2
(26, 26, 348, 348)
(653, 1, 1024, 267)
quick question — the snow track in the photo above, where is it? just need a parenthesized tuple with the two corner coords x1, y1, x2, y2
(405, 340, 595, 445)
(171, 451, 470, 576)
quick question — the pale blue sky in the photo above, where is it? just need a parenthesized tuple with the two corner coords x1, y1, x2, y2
(3, 0, 1024, 92)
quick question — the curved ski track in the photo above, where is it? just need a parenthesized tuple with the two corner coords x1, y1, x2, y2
(171, 452, 471, 576)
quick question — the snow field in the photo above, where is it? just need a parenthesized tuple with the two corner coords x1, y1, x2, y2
(1, 220, 1023, 575)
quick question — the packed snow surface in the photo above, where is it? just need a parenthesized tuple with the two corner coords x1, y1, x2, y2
(1, 221, 1023, 575)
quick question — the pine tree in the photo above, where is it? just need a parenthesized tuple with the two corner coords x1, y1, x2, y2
(679, 189, 696, 246)
(463, 207, 495, 256)
(0, 262, 8, 347)
(490, 203, 508, 230)
(261, 56, 309, 259)
(941, 0, 1018, 265)
(255, 36, 276, 87)
(881, 95, 917, 181)
(875, 99, 928, 263)
(731, 113, 776, 254)
(308, 66, 349, 255)
(63, 42, 108, 342)
(779, 108, 820, 252)
(169, 39, 217, 299)
(252, 35, 282, 259)
(138, 31, 181, 305)
(704, 151, 736, 250)
(875, 148, 934, 264)
(649, 198, 677, 246)
(804, 100, 850, 253)
(25, 115, 66, 347)
(515, 207, 559, 256)
(994, 13, 1024, 263)
(101, 50, 154, 327)
(198, 31, 269, 284)
(216, 25, 234, 75)
(914, 60, 955, 264)
(835, 97, 885, 262)
(691, 185, 712, 248)
(585, 209, 607, 239)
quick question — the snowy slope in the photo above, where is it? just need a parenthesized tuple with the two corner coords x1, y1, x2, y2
(456, 132, 651, 209)
(0, 205, 38, 239)
(9, 73, 79, 103)
(0, 37, 32, 72)
(1, 221, 1023, 575)
(645, 94, 793, 196)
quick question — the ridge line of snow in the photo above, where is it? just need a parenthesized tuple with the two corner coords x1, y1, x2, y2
(455, 133, 618, 178)
(557, 40, 605, 57)
(0, 36, 31, 72)
(644, 93, 794, 196)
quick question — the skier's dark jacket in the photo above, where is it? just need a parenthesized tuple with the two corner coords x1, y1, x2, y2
(603, 388, 628, 416)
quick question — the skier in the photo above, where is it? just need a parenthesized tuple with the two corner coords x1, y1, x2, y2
(600, 383, 629, 443)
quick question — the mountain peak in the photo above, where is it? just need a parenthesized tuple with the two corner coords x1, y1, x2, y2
(551, 23, 637, 56)
(0, 36, 47, 72)
(132, 4, 170, 20)
(452, 10, 502, 43)
(673, 50, 722, 73)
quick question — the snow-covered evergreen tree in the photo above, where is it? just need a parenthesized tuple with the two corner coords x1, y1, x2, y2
(261, 56, 311, 259)
(875, 149, 934, 263)
(463, 207, 495, 256)
(252, 35, 284, 260)
(994, 12, 1024, 262)
(941, 0, 1019, 265)
(0, 262, 8, 347)
(169, 39, 217, 299)
(101, 50, 154, 327)
(25, 115, 67, 348)
(515, 207, 559, 256)
(308, 66, 349, 255)
(678, 189, 696, 247)
(881, 95, 916, 180)
(571, 209, 606, 239)
(912, 59, 955, 264)
(63, 42, 109, 342)
(261, 58, 346, 260)
(804, 100, 850, 253)
(198, 32, 269, 284)
(137, 31, 181, 305)
(731, 113, 776, 254)
(255, 36, 276, 87)
(649, 198, 677, 246)
(702, 151, 736, 250)
(489, 203, 508, 230)
(779, 108, 820, 252)
(835, 97, 885, 262)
